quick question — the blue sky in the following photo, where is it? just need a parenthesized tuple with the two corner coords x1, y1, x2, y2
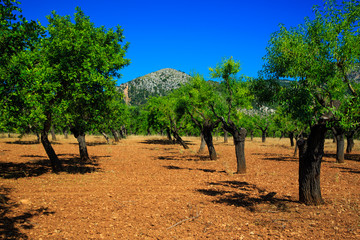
(19, 0, 325, 85)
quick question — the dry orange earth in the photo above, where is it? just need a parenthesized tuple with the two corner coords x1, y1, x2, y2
(0, 134, 359, 239)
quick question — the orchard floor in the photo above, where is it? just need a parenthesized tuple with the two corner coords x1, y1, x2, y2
(0, 134, 359, 240)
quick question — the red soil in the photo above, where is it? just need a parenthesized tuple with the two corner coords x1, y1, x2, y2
(0, 134, 359, 239)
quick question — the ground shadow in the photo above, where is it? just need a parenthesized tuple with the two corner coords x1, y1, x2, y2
(0, 154, 103, 179)
(141, 139, 194, 146)
(330, 166, 360, 174)
(252, 153, 298, 162)
(324, 153, 360, 162)
(5, 141, 61, 145)
(163, 165, 226, 174)
(197, 180, 296, 212)
(0, 187, 55, 239)
(70, 142, 109, 146)
(158, 155, 212, 162)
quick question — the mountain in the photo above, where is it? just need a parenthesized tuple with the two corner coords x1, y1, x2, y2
(118, 68, 191, 105)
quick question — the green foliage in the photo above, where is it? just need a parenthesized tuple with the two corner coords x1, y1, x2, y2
(0, 0, 45, 133)
(264, 0, 360, 130)
(209, 57, 253, 122)
(42, 7, 130, 133)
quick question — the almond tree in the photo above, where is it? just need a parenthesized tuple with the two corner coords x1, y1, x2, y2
(176, 74, 220, 160)
(264, 0, 360, 205)
(209, 57, 253, 173)
(43, 8, 129, 161)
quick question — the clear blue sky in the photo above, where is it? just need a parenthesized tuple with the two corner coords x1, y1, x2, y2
(19, 0, 325, 85)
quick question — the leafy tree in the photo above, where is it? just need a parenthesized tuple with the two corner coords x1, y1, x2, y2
(0, 0, 65, 171)
(177, 74, 220, 160)
(43, 7, 129, 161)
(264, 0, 360, 205)
(209, 57, 253, 173)
(146, 94, 189, 148)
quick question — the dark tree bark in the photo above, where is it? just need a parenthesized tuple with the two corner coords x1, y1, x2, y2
(332, 127, 345, 163)
(222, 119, 247, 173)
(202, 122, 217, 160)
(166, 127, 172, 141)
(198, 133, 206, 153)
(289, 132, 294, 147)
(298, 123, 327, 205)
(345, 130, 356, 153)
(233, 128, 247, 174)
(111, 128, 120, 142)
(172, 130, 189, 149)
(41, 114, 62, 172)
(101, 131, 110, 144)
(261, 129, 267, 143)
(250, 130, 254, 141)
(51, 125, 57, 141)
(71, 127, 90, 162)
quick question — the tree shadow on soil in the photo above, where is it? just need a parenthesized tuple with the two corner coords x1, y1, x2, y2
(330, 166, 360, 174)
(324, 153, 360, 162)
(0, 154, 103, 179)
(158, 155, 212, 161)
(5, 141, 61, 145)
(197, 181, 296, 212)
(163, 165, 226, 174)
(70, 142, 109, 146)
(252, 153, 297, 162)
(0, 187, 55, 239)
(140, 139, 194, 146)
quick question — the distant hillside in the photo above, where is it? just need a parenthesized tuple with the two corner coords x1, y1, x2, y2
(118, 68, 191, 105)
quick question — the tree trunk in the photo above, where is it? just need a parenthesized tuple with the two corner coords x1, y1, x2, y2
(202, 126, 217, 160)
(335, 133, 345, 163)
(36, 132, 40, 143)
(298, 123, 327, 205)
(76, 133, 90, 162)
(198, 133, 206, 153)
(222, 119, 247, 174)
(166, 127, 172, 141)
(101, 131, 110, 144)
(111, 128, 120, 142)
(172, 130, 189, 149)
(223, 129, 228, 143)
(51, 125, 57, 141)
(332, 127, 345, 163)
(41, 115, 62, 172)
(233, 128, 247, 174)
(261, 130, 266, 143)
(250, 130, 254, 141)
(289, 132, 294, 147)
(71, 127, 90, 162)
(63, 129, 68, 139)
(345, 130, 355, 153)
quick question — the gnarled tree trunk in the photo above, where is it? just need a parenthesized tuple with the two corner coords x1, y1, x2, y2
(202, 123, 217, 160)
(111, 128, 120, 142)
(222, 119, 247, 174)
(233, 128, 247, 174)
(289, 132, 294, 147)
(172, 130, 189, 149)
(332, 127, 345, 163)
(198, 133, 206, 153)
(298, 123, 327, 205)
(71, 127, 90, 162)
(345, 130, 356, 153)
(41, 114, 62, 172)
(261, 129, 266, 143)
